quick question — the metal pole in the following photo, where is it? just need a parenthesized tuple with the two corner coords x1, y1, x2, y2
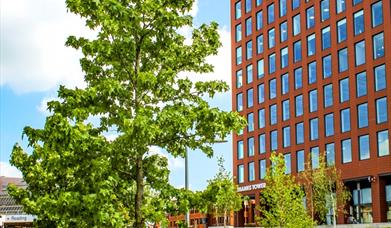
(185, 148, 190, 227)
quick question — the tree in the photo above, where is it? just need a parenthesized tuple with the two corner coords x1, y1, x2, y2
(8, 0, 245, 227)
(256, 153, 314, 228)
(301, 154, 351, 227)
(202, 157, 243, 227)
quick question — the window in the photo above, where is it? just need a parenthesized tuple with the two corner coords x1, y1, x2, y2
(296, 122, 304, 144)
(341, 108, 351, 132)
(359, 135, 370, 160)
(268, 4, 275, 24)
(311, 147, 320, 169)
(372, 1, 383, 27)
(259, 134, 266, 154)
(280, 0, 287, 17)
(378, 130, 389, 156)
(281, 47, 288, 69)
(248, 162, 255, 181)
(269, 53, 276, 74)
(256, 11, 263, 30)
(336, 0, 346, 14)
(294, 40, 302, 63)
(246, 17, 252, 36)
(259, 108, 265, 128)
(356, 72, 367, 97)
(271, 130, 278, 151)
(236, 70, 242, 88)
(339, 78, 349, 103)
(309, 89, 318, 113)
(342, 139, 352, 163)
(323, 55, 332, 78)
(310, 118, 319, 141)
(326, 143, 335, 166)
(373, 32, 384, 59)
(258, 83, 265, 103)
(236, 46, 242, 65)
(337, 19, 347, 43)
(295, 95, 303, 117)
(306, 7, 315, 29)
(294, 68, 302, 89)
(257, 35, 264, 54)
(269, 79, 277, 99)
(283, 126, 291, 148)
(325, 113, 334, 137)
(238, 164, 244, 183)
(237, 93, 243, 111)
(248, 137, 254, 156)
(322, 27, 331, 50)
(283, 154, 291, 174)
(297, 150, 305, 172)
(246, 64, 253, 84)
(324, 84, 333, 108)
(270, 104, 277, 125)
(256, 0, 262, 6)
(374, 64, 386, 91)
(247, 112, 254, 132)
(282, 74, 289, 95)
(246, 40, 253, 60)
(355, 40, 366, 66)
(353, 0, 362, 5)
(292, 0, 300, 9)
(338, 48, 348, 72)
(257, 59, 264, 78)
(293, 14, 301, 36)
(235, 1, 241, 19)
(238, 140, 244, 159)
(358, 103, 368, 128)
(321, 0, 330, 21)
(268, 28, 275, 48)
(260, 159, 266, 179)
(247, 88, 253, 108)
(245, 0, 251, 13)
(280, 21, 288, 42)
(354, 10, 364, 35)
(376, 97, 388, 124)
(308, 61, 317, 84)
(235, 24, 242, 42)
(307, 34, 316, 56)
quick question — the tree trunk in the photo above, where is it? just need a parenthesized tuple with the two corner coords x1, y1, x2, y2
(331, 194, 336, 228)
(223, 210, 227, 228)
(135, 156, 144, 228)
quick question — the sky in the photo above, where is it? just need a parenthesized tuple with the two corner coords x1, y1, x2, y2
(0, 0, 232, 191)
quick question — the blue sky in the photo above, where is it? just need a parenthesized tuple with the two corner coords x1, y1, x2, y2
(0, 0, 232, 191)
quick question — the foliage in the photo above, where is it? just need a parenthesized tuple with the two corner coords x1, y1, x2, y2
(8, 0, 245, 227)
(256, 153, 314, 228)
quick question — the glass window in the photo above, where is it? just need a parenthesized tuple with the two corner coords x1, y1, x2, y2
(237, 93, 243, 111)
(257, 35, 264, 54)
(248, 137, 254, 156)
(284, 153, 291, 174)
(323, 55, 332, 78)
(336, 0, 346, 14)
(246, 64, 253, 84)
(248, 112, 254, 132)
(358, 103, 368, 128)
(355, 40, 366, 66)
(306, 7, 315, 29)
(324, 84, 333, 108)
(246, 40, 253, 60)
(339, 78, 349, 103)
(235, 24, 242, 42)
(283, 126, 291, 148)
(257, 59, 264, 78)
(372, 1, 383, 27)
(236, 70, 242, 88)
(294, 40, 302, 63)
(374, 64, 386, 91)
(297, 150, 305, 172)
(342, 138, 352, 163)
(259, 134, 266, 154)
(292, 0, 300, 9)
(248, 162, 255, 181)
(354, 10, 364, 35)
(269, 53, 276, 74)
(268, 3, 275, 24)
(260, 159, 266, 179)
(280, 21, 288, 42)
(293, 14, 301, 36)
(310, 118, 319, 141)
(325, 113, 334, 137)
(295, 95, 303, 117)
(280, 0, 287, 17)
(246, 17, 252, 36)
(259, 108, 265, 129)
(309, 89, 318, 113)
(338, 48, 348, 72)
(258, 83, 265, 103)
(237, 140, 244, 159)
(373, 32, 384, 59)
(356, 72, 367, 97)
(308, 61, 317, 84)
(376, 97, 388, 124)
(353, 0, 362, 5)
(238, 164, 244, 183)
(269, 79, 277, 99)
(307, 34, 316, 56)
(294, 68, 302, 89)
(235, 1, 241, 19)
(270, 104, 277, 125)
(378, 130, 389, 156)
(341, 108, 351, 133)
(337, 18, 347, 43)
(387, 185, 391, 202)
(311, 147, 320, 169)
(296, 122, 304, 144)
(236, 46, 242, 65)
(245, 0, 251, 13)
(282, 73, 289, 95)
(326, 143, 335, 166)
(322, 27, 331, 50)
(359, 135, 370, 160)
(282, 99, 290, 121)
(256, 11, 263, 30)
(281, 47, 288, 69)
(268, 28, 275, 49)
(271, 130, 278, 151)
(256, 0, 262, 6)
(247, 88, 253, 108)
(321, 0, 330, 21)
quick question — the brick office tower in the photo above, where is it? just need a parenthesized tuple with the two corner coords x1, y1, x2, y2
(231, 0, 391, 226)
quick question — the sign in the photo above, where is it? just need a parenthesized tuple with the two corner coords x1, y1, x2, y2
(3, 215, 35, 223)
(237, 183, 266, 192)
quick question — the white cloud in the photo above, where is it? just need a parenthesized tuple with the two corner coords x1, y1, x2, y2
(148, 146, 185, 170)
(37, 96, 60, 115)
(189, 0, 199, 17)
(0, 162, 22, 178)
